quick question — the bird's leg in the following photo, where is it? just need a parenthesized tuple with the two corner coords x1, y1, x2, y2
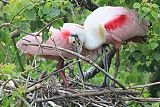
(77, 57, 85, 81)
(101, 44, 110, 88)
(57, 58, 69, 88)
(64, 61, 75, 78)
(111, 48, 120, 87)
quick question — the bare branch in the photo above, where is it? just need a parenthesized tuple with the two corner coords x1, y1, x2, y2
(69, 0, 98, 11)
(23, 43, 126, 89)
(128, 82, 160, 89)
(35, 89, 139, 102)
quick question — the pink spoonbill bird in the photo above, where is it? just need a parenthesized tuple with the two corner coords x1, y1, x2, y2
(68, 6, 149, 87)
(16, 23, 91, 88)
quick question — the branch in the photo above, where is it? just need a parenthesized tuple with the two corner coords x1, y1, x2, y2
(0, 23, 35, 36)
(126, 97, 160, 102)
(27, 59, 82, 88)
(0, 18, 62, 39)
(0, 0, 10, 5)
(23, 43, 126, 89)
(128, 82, 160, 89)
(35, 89, 139, 102)
(69, 0, 98, 11)
(84, 47, 116, 80)
(10, 30, 25, 72)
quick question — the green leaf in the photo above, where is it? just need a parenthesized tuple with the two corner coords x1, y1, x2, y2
(49, 8, 60, 18)
(30, 20, 43, 32)
(38, 8, 43, 17)
(153, 52, 160, 61)
(146, 61, 151, 67)
(150, 43, 158, 50)
(27, 4, 35, 10)
(142, 7, 148, 13)
(151, 11, 158, 20)
(133, 2, 141, 9)
(41, 6, 50, 14)
(42, 28, 49, 43)
(120, 0, 125, 4)
(24, 9, 36, 21)
(152, 4, 159, 8)
(0, 30, 10, 43)
(133, 51, 142, 61)
(30, 72, 39, 79)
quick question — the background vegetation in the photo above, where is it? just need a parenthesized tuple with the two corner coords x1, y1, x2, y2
(0, 0, 160, 106)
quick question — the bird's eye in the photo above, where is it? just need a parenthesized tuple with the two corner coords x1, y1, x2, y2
(72, 41, 76, 44)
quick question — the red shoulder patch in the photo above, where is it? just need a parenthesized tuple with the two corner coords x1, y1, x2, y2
(61, 30, 71, 39)
(104, 15, 129, 31)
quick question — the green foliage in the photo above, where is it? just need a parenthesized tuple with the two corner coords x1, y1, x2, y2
(0, 0, 160, 106)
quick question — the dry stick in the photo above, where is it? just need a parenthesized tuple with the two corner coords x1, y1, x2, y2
(35, 89, 139, 102)
(36, 18, 62, 36)
(0, 21, 59, 38)
(27, 59, 81, 88)
(0, 23, 35, 36)
(112, 97, 160, 102)
(24, 43, 126, 89)
(62, 88, 110, 106)
(10, 30, 25, 72)
(29, 19, 62, 57)
(0, 19, 61, 72)
(25, 43, 146, 106)
(128, 82, 160, 89)
(60, 89, 102, 106)
(69, 0, 98, 11)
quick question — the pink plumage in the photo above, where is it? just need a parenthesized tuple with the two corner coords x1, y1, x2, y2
(16, 24, 91, 87)
(17, 23, 103, 87)
(16, 27, 88, 60)
(84, 6, 149, 49)
(105, 14, 129, 31)
(83, 6, 149, 86)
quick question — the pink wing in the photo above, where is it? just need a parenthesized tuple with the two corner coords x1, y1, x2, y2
(104, 14, 129, 31)
(16, 28, 75, 59)
(16, 32, 43, 55)
(104, 10, 148, 42)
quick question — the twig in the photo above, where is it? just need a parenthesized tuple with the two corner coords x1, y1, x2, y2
(111, 97, 160, 102)
(36, 18, 62, 36)
(128, 82, 160, 89)
(25, 83, 42, 94)
(0, 78, 12, 96)
(0, 23, 34, 36)
(84, 47, 115, 80)
(35, 89, 139, 102)
(27, 59, 82, 88)
(10, 31, 25, 72)
(69, 0, 98, 11)
(24, 43, 126, 89)
(0, 0, 10, 4)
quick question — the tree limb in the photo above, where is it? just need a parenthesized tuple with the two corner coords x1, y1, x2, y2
(23, 43, 126, 89)
(35, 89, 139, 102)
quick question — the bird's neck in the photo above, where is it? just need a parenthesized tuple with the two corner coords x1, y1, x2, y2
(84, 30, 105, 50)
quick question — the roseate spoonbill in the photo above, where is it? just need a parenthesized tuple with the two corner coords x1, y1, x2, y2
(16, 23, 91, 87)
(68, 6, 149, 87)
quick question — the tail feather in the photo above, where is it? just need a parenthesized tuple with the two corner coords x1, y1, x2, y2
(126, 35, 147, 44)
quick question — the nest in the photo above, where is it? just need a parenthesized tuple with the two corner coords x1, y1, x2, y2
(0, 70, 144, 107)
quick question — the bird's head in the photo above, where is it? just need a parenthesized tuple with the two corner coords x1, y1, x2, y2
(62, 23, 85, 54)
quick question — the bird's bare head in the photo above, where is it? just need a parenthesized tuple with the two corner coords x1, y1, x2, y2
(69, 34, 82, 54)
(62, 23, 85, 53)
